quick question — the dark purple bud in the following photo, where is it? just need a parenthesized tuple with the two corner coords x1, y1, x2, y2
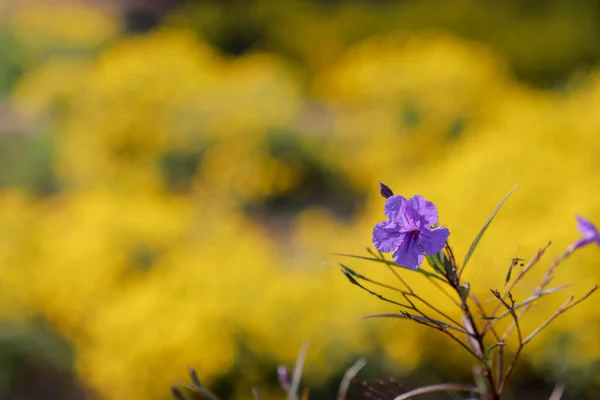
(379, 182, 394, 198)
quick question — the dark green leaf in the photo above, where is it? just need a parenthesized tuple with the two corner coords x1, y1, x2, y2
(334, 253, 445, 282)
(171, 387, 188, 400)
(458, 282, 470, 301)
(341, 270, 359, 285)
(362, 313, 455, 330)
(460, 185, 518, 277)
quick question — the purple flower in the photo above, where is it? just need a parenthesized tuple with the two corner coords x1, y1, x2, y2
(570, 215, 600, 251)
(372, 194, 450, 270)
(277, 366, 290, 391)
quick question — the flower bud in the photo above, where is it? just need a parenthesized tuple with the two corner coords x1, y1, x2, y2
(379, 182, 394, 198)
(278, 365, 290, 391)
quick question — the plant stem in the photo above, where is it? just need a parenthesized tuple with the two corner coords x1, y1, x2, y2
(392, 383, 479, 400)
(451, 269, 499, 400)
(462, 300, 499, 400)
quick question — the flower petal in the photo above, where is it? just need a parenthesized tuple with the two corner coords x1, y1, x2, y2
(569, 237, 595, 252)
(408, 195, 439, 227)
(419, 227, 450, 255)
(576, 215, 599, 239)
(372, 221, 403, 252)
(384, 195, 409, 224)
(392, 233, 424, 270)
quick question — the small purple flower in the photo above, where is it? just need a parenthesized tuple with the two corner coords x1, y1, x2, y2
(570, 215, 600, 251)
(277, 365, 290, 391)
(372, 194, 450, 270)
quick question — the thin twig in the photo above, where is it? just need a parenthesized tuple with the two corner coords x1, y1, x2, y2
(337, 358, 367, 400)
(482, 242, 551, 335)
(252, 387, 263, 400)
(470, 293, 501, 342)
(548, 383, 566, 400)
(503, 245, 572, 338)
(494, 292, 523, 343)
(483, 286, 572, 332)
(400, 311, 483, 361)
(523, 285, 598, 345)
(492, 291, 523, 394)
(392, 384, 479, 400)
(403, 292, 467, 333)
(495, 343, 504, 392)
(178, 383, 219, 400)
(456, 288, 498, 399)
(428, 275, 462, 309)
(385, 263, 414, 294)
(288, 341, 309, 400)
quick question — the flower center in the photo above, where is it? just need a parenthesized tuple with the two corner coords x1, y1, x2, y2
(407, 228, 420, 244)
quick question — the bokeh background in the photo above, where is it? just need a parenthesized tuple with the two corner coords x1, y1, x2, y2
(0, 0, 599, 399)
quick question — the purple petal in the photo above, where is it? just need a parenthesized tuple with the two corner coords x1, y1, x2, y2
(576, 215, 599, 239)
(570, 237, 595, 252)
(419, 227, 450, 255)
(392, 233, 424, 270)
(372, 221, 403, 252)
(408, 195, 439, 227)
(277, 366, 290, 391)
(384, 195, 409, 224)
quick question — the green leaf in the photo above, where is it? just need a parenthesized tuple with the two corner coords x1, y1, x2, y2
(425, 254, 445, 275)
(334, 253, 446, 282)
(459, 185, 518, 277)
(457, 282, 470, 302)
(341, 270, 359, 285)
(362, 313, 455, 330)
(504, 264, 514, 285)
(339, 263, 359, 277)
(334, 253, 396, 266)
(440, 250, 456, 277)
(485, 342, 504, 359)
(171, 387, 188, 400)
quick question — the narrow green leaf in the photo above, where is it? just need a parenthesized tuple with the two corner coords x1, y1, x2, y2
(334, 253, 396, 266)
(460, 185, 518, 277)
(425, 254, 445, 275)
(485, 342, 504, 359)
(334, 253, 445, 282)
(341, 270, 359, 285)
(457, 282, 470, 301)
(504, 264, 514, 285)
(440, 250, 456, 277)
(171, 387, 188, 400)
(362, 313, 455, 330)
(413, 269, 444, 280)
(189, 367, 202, 388)
(339, 264, 359, 277)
